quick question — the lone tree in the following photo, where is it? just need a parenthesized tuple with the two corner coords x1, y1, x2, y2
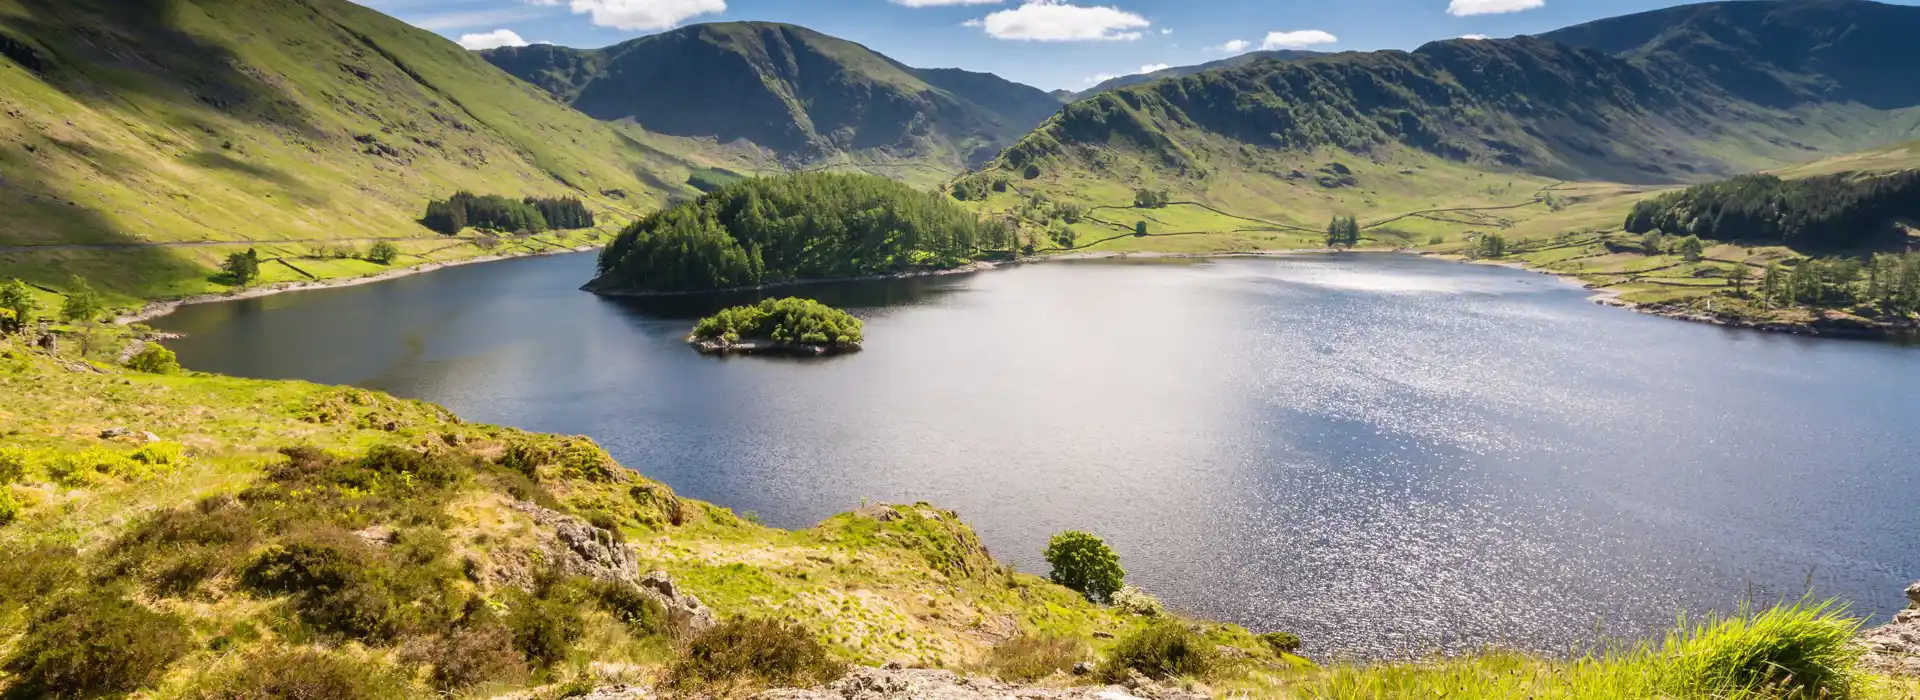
(1676, 235, 1706, 262)
(1728, 263, 1753, 296)
(1475, 233, 1508, 259)
(1044, 531, 1125, 604)
(222, 249, 261, 286)
(61, 276, 104, 323)
(0, 278, 35, 335)
(1135, 221, 1149, 237)
(366, 241, 401, 266)
(1326, 215, 1360, 248)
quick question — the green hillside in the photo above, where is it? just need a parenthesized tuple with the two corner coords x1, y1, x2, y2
(481, 22, 1063, 186)
(0, 0, 751, 308)
(1075, 49, 1326, 98)
(965, 0, 1920, 255)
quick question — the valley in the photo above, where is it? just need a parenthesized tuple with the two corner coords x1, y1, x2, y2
(3, 0, 1920, 697)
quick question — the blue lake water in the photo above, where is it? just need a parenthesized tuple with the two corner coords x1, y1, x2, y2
(152, 252, 1920, 657)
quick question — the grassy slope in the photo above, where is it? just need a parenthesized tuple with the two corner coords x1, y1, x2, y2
(3, 335, 1916, 698)
(0, 0, 758, 309)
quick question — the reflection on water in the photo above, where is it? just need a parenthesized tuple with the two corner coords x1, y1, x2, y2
(153, 252, 1920, 658)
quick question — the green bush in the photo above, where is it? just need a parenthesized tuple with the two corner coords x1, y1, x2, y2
(506, 592, 585, 669)
(1043, 530, 1125, 604)
(189, 647, 411, 700)
(125, 344, 181, 373)
(984, 634, 1086, 682)
(240, 527, 402, 640)
(666, 617, 847, 693)
(3, 589, 193, 697)
(108, 495, 259, 596)
(1099, 621, 1216, 682)
(0, 487, 17, 526)
(592, 579, 669, 637)
(1259, 631, 1303, 654)
(47, 447, 144, 486)
(690, 297, 863, 346)
(0, 544, 80, 611)
(1660, 599, 1863, 698)
(0, 445, 33, 484)
(365, 241, 401, 265)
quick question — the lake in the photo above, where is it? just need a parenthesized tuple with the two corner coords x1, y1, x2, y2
(151, 252, 1920, 658)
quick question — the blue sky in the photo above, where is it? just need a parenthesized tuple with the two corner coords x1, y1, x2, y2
(356, 0, 1919, 91)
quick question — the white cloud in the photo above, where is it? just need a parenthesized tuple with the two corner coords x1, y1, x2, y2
(1261, 30, 1337, 49)
(1138, 63, 1169, 73)
(457, 28, 530, 49)
(1085, 72, 1117, 84)
(1459, 34, 1491, 40)
(530, 0, 727, 30)
(1447, 0, 1544, 16)
(1160, 28, 1173, 35)
(1214, 38, 1251, 54)
(970, 0, 1151, 42)
(891, 0, 1002, 5)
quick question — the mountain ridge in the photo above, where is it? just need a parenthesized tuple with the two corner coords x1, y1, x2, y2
(481, 22, 1062, 181)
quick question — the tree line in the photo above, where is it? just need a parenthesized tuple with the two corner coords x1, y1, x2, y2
(1755, 252, 1920, 315)
(1625, 171, 1920, 249)
(422, 193, 594, 235)
(595, 172, 1011, 293)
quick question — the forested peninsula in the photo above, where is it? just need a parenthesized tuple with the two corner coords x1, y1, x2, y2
(586, 173, 1013, 294)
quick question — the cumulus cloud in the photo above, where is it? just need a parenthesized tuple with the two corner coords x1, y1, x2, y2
(457, 28, 530, 49)
(1214, 38, 1252, 54)
(528, 0, 726, 30)
(1459, 34, 1491, 40)
(891, 0, 1002, 5)
(1261, 30, 1337, 49)
(1138, 63, 1169, 73)
(1447, 0, 1544, 16)
(970, 0, 1151, 42)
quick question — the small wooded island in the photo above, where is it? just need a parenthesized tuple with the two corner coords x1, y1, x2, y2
(688, 297, 865, 356)
(586, 172, 1012, 295)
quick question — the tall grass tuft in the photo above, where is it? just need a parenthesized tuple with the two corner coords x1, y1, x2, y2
(1661, 598, 1864, 699)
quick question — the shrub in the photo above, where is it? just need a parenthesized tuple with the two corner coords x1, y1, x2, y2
(1259, 631, 1302, 654)
(1660, 599, 1863, 698)
(689, 297, 863, 346)
(1044, 531, 1125, 604)
(189, 647, 411, 700)
(0, 544, 80, 610)
(125, 344, 181, 373)
(0, 486, 16, 526)
(666, 617, 846, 693)
(240, 528, 401, 640)
(1113, 586, 1164, 617)
(985, 634, 1086, 682)
(506, 592, 585, 669)
(366, 241, 401, 265)
(1099, 622, 1216, 682)
(592, 579, 669, 638)
(0, 445, 32, 484)
(108, 495, 257, 595)
(426, 619, 529, 691)
(3, 589, 193, 697)
(47, 447, 140, 486)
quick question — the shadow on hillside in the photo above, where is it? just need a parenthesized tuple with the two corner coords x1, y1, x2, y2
(0, 146, 211, 303)
(184, 150, 330, 207)
(2, 0, 317, 135)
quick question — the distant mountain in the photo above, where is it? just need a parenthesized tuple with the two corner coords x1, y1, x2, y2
(1540, 0, 1920, 109)
(986, 0, 1920, 193)
(482, 22, 1062, 178)
(1075, 50, 1326, 98)
(0, 0, 715, 298)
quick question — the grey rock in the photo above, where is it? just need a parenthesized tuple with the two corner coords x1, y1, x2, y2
(99, 427, 131, 439)
(1856, 582, 1920, 677)
(511, 502, 715, 633)
(1907, 581, 1920, 607)
(1071, 662, 1095, 676)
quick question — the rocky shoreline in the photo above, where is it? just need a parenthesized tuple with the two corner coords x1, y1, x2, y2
(114, 243, 599, 325)
(688, 336, 861, 357)
(586, 260, 998, 298)
(1859, 582, 1920, 677)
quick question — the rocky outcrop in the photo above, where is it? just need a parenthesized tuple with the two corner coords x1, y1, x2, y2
(689, 337, 861, 357)
(751, 668, 1207, 700)
(1858, 582, 1920, 677)
(509, 501, 716, 632)
(560, 667, 1209, 700)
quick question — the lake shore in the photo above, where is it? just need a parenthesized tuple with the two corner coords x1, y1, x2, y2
(584, 260, 1001, 297)
(115, 244, 600, 325)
